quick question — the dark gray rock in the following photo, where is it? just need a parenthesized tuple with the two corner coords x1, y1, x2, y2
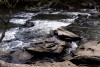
(23, 21, 34, 27)
(11, 50, 33, 63)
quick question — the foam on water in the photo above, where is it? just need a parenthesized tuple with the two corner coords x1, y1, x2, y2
(63, 12, 91, 17)
(0, 40, 31, 51)
(71, 41, 78, 50)
(10, 19, 28, 25)
(0, 11, 77, 51)
(0, 18, 75, 51)
(68, 41, 78, 53)
(15, 19, 75, 40)
(13, 12, 37, 18)
(3, 28, 19, 41)
(30, 19, 75, 34)
(0, 32, 2, 37)
(10, 12, 37, 25)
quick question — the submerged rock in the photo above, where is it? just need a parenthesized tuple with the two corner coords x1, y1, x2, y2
(23, 21, 34, 27)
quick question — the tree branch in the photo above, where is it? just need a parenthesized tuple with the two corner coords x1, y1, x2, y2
(0, 17, 7, 25)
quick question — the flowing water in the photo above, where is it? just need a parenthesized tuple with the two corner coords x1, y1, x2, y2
(0, 8, 100, 63)
(0, 9, 78, 52)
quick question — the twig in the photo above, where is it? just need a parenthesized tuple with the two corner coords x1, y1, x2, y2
(4, 0, 19, 8)
(13, 0, 19, 8)
(0, 17, 7, 25)
(0, 10, 12, 43)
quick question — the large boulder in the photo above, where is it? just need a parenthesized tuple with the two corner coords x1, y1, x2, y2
(77, 41, 100, 56)
(53, 28, 81, 41)
(25, 37, 66, 53)
(70, 41, 100, 66)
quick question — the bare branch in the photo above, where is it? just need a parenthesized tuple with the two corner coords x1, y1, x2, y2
(13, 0, 19, 8)
(0, 10, 12, 43)
(0, 17, 7, 25)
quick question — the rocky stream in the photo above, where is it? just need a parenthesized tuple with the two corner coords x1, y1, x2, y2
(0, 8, 100, 67)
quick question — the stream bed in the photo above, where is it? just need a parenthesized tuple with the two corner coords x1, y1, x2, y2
(0, 9, 77, 52)
(0, 8, 100, 66)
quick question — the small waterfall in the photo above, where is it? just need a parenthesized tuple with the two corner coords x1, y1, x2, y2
(68, 41, 78, 54)
(71, 41, 78, 51)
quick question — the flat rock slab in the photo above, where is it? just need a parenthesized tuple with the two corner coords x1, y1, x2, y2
(70, 41, 100, 66)
(77, 41, 100, 56)
(0, 60, 77, 67)
(26, 37, 66, 53)
(53, 28, 81, 41)
(54, 28, 79, 37)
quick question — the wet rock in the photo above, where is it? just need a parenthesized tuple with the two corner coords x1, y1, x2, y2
(75, 13, 91, 23)
(77, 14, 90, 19)
(26, 37, 66, 53)
(89, 13, 100, 18)
(53, 28, 81, 41)
(23, 21, 34, 27)
(11, 49, 33, 63)
(0, 54, 12, 63)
